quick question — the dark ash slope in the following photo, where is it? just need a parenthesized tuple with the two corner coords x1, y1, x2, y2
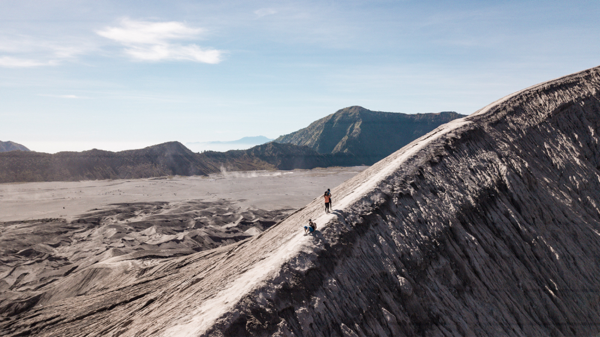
(2, 66, 600, 337)
(200, 66, 600, 336)
(259, 67, 600, 336)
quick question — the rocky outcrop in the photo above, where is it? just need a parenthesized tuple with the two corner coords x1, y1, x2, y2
(2, 65, 600, 336)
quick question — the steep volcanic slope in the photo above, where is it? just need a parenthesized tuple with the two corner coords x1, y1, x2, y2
(275, 106, 465, 165)
(2, 65, 600, 336)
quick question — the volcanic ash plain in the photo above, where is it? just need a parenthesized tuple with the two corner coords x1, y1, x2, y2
(0, 166, 366, 336)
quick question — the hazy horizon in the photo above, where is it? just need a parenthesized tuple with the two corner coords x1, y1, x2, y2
(6, 136, 273, 154)
(12, 135, 276, 154)
(2, 0, 599, 153)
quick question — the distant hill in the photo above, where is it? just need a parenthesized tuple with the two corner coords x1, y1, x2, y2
(275, 106, 465, 165)
(0, 141, 29, 152)
(0, 142, 268, 183)
(0, 141, 341, 183)
(222, 142, 348, 170)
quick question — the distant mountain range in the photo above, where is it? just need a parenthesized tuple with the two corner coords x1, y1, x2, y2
(0, 141, 29, 152)
(0, 141, 334, 183)
(0, 107, 466, 183)
(187, 136, 273, 152)
(0, 142, 257, 183)
(275, 106, 465, 165)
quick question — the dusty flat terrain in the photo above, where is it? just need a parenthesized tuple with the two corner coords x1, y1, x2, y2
(0, 166, 366, 328)
(0, 167, 366, 222)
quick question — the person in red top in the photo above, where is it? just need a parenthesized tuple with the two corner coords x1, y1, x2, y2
(324, 191, 331, 213)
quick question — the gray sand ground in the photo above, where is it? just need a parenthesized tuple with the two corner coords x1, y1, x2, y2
(0, 167, 366, 222)
(0, 166, 367, 312)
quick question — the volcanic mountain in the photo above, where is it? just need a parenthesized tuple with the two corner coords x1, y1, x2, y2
(275, 107, 465, 165)
(0, 141, 29, 152)
(3, 66, 600, 336)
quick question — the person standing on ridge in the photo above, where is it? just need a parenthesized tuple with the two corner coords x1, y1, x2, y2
(327, 189, 332, 208)
(324, 191, 331, 213)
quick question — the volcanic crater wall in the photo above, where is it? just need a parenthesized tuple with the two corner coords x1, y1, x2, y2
(206, 66, 600, 336)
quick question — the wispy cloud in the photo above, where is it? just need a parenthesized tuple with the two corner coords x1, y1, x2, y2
(0, 56, 57, 68)
(96, 18, 223, 64)
(254, 8, 277, 18)
(51, 45, 90, 59)
(0, 35, 95, 68)
(97, 19, 202, 44)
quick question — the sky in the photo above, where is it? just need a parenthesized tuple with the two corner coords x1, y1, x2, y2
(1, 0, 599, 153)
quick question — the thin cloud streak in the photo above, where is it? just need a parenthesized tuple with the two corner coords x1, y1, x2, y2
(0, 35, 96, 68)
(97, 18, 223, 64)
(124, 44, 222, 63)
(0, 56, 57, 68)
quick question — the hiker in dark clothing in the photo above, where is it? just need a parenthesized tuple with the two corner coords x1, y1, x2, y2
(324, 191, 331, 213)
(327, 189, 332, 208)
(304, 219, 316, 234)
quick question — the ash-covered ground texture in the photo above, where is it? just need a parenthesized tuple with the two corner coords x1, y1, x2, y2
(3, 65, 600, 337)
(0, 201, 292, 326)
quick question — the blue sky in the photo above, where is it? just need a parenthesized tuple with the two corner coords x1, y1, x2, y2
(1, 0, 599, 153)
